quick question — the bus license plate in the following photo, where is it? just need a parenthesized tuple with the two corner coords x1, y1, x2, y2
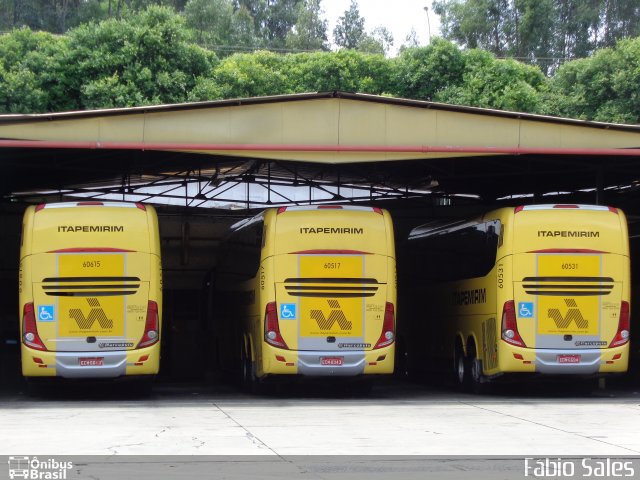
(557, 354, 581, 364)
(79, 357, 104, 367)
(321, 357, 343, 366)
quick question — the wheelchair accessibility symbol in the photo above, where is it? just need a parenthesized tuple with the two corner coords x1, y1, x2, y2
(518, 302, 534, 318)
(38, 305, 55, 322)
(280, 303, 297, 320)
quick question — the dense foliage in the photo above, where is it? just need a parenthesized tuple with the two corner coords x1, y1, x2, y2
(433, 0, 640, 72)
(1, 2, 640, 124)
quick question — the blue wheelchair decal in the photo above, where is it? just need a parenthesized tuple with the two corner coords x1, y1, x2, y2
(518, 302, 534, 318)
(280, 303, 297, 320)
(38, 305, 55, 322)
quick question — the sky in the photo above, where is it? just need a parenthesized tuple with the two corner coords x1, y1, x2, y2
(321, 0, 441, 55)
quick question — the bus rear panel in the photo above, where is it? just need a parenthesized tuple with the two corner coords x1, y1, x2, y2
(502, 204, 630, 375)
(264, 206, 396, 377)
(19, 202, 162, 379)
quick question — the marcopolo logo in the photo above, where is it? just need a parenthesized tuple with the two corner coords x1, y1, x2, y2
(8, 456, 73, 480)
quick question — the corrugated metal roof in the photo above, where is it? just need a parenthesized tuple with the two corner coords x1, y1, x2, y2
(1, 92, 639, 206)
(1, 91, 639, 132)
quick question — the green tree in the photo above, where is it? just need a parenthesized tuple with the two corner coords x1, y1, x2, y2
(61, 6, 218, 109)
(0, 28, 68, 112)
(392, 39, 466, 100)
(544, 37, 640, 123)
(184, 0, 235, 49)
(357, 26, 393, 56)
(285, 0, 329, 51)
(333, 0, 365, 49)
(232, 0, 303, 49)
(436, 48, 547, 112)
(212, 50, 292, 98)
(228, 5, 262, 51)
(434, 0, 512, 55)
(433, 0, 640, 68)
(290, 49, 391, 94)
(513, 0, 554, 68)
(599, 0, 640, 47)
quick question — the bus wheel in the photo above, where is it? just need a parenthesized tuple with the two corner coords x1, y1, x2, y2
(468, 344, 489, 394)
(240, 349, 253, 392)
(454, 342, 470, 391)
(241, 349, 264, 395)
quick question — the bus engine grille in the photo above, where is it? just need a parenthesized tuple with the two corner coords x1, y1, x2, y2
(41, 276, 141, 297)
(284, 277, 380, 298)
(522, 276, 614, 296)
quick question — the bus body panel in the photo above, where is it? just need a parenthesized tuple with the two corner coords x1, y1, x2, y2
(512, 253, 625, 351)
(27, 251, 152, 352)
(404, 205, 630, 381)
(506, 207, 630, 374)
(221, 206, 396, 379)
(273, 253, 390, 352)
(19, 203, 162, 378)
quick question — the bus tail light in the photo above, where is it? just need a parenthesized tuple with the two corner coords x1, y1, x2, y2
(610, 301, 630, 348)
(374, 302, 395, 349)
(265, 302, 288, 349)
(22, 303, 47, 351)
(137, 301, 159, 348)
(501, 301, 526, 347)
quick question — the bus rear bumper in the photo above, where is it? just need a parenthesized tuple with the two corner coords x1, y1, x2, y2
(21, 345, 160, 378)
(498, 344, 628, 375)
(535, 349, 601, 375)
(260, 345, 394, 376)
(298, 351, 365, 376)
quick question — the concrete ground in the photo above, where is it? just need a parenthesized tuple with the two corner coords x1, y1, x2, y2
(1, 378, 639, 456)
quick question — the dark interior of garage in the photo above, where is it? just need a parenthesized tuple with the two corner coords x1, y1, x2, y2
(2, 92, 640, 389)
(2, 159, 640, 387)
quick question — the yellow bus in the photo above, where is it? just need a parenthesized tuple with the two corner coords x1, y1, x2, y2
(217, 205, 396, 391)
(19, 201, 162, 379)
(400, 204, 630, 390)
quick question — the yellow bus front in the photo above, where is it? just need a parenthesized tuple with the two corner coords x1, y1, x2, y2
(499, 204, 630, 375)
(19, 202, 162, 378)
(258, 206, 396, 378)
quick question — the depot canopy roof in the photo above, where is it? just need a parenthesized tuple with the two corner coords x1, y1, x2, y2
(2, 91, 640, 202)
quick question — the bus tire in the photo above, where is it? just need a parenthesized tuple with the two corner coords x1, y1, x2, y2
(241, 348, 264, 395)
(454, 341, 470, 391)
(240, 349, 253, 393)
(467, 343, 489, 394)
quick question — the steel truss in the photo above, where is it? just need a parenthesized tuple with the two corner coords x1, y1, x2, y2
(7, 159, 446, 209)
